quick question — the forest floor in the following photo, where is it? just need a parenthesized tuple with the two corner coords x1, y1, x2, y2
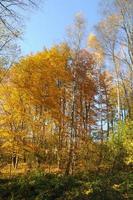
(0, 163, 61, 177)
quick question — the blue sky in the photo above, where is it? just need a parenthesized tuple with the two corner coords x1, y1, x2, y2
(20, 0, 101, 55)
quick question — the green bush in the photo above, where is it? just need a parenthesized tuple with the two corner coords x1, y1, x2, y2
(0, 170, 132, 200)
